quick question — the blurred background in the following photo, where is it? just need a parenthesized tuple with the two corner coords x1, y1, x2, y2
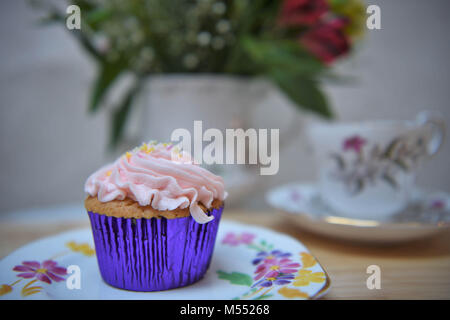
(0, 0, 449, 215)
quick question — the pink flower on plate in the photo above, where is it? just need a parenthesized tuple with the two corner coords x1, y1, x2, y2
(254, 258, 301, 281)
(343, 135, 367, 153)
(290, 190, 302, 202)
(222, 232, 255, 246)
(13, 260, 67, 284)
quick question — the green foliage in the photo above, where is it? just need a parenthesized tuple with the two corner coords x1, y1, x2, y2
(90, 59, 126, 113)
(109, 78, 143, 149)
(241, 37, 323, 76)
(32, 0, 363, 147)
(270, 71, 333, 118)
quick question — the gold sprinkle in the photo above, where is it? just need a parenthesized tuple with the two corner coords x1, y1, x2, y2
(106, 170, 112, 176)
(140, 143, 148, 152)
(126, 152, 132, 161)
(139, 142, 155, 154)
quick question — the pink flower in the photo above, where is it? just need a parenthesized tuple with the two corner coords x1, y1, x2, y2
(222, 232, 255, 246)
(431, 200, 445, 210)
(254, 258, 301, 281)
(13, 260, 67, 284)
(343, 135, 367, 153)
(300, 18, 351, 65)
(279, 0, 329, 26)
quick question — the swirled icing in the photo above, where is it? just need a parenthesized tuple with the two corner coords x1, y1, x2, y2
(84, 142, 227, 224)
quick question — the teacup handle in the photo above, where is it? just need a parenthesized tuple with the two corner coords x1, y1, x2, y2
(416, 111, 446, 157)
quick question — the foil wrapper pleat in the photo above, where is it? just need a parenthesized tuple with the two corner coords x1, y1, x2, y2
(87, 207, 223, 291)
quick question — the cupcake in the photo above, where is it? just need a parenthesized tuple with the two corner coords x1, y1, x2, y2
(84, 142, 227, 291)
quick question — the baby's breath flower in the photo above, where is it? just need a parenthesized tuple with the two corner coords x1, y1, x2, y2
(216, 19, 231, 34)
(197, 31, 212, 46)
(141, 47, 155, 62)
(212, 2, 226, 15)
(183, 54, 199, 69)
(212, 36, 225, 50)
(130, 30, 145, 45)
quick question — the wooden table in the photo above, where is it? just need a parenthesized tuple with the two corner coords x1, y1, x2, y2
(1, 210, 449, 299)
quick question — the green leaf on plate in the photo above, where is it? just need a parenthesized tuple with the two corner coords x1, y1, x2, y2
(254, 294, 274, 300)
(247, 244, 264, 251)
(217, 271, 253, 287)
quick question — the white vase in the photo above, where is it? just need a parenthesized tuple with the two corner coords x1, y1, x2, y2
(136, 75, 269, 139)
(127, 74, 299, 206)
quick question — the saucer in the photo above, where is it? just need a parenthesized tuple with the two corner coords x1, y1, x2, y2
(0, 221, 330, 300)
(266, 183, 450, 243)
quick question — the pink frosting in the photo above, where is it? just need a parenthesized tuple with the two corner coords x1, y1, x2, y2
(84, 143, 227, 224)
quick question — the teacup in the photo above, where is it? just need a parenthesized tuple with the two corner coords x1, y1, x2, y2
(307, 112, 445, 220)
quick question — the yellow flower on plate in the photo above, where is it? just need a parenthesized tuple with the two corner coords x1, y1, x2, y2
(300, 252, 316, 268)
(293, 269, 326, 287)
(0, 284, 12, 296)
(66, 241, 95, 256)
(278, 287, 309, 299)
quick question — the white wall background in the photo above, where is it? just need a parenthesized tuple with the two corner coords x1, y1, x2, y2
(1, 0, 449, 213)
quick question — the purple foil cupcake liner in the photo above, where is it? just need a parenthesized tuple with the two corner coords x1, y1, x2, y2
(87, 206, 223, 291)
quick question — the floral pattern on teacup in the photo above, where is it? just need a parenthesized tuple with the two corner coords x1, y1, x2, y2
(329, 134, 427, 194)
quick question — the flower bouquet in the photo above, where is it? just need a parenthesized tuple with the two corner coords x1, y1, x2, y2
(32, 0, 366, 147)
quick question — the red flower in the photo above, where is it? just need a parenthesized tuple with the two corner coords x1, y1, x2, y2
(13, 260, 67, 284)
(300, 18, 351, 64)
(279, 0, 329, 26)
(343, 135, 367, 153)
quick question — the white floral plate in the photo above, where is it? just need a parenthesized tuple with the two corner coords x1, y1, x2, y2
(267, 183, 450, 243)
(0, 221, 330, 300)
